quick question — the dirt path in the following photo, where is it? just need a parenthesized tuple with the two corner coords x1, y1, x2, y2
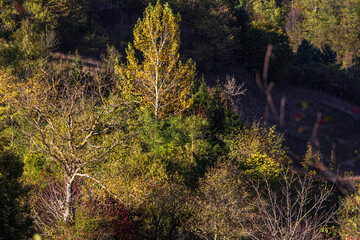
(51, 52, 102, 71)
(239, 78, 360, 173)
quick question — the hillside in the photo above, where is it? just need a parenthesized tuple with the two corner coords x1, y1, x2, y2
(53, 50, 360, 173)
(2, 0, 360, 239)
(240, 75, 360, 171)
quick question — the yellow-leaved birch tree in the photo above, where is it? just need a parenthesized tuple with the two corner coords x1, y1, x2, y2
(116, 1, 196, 118)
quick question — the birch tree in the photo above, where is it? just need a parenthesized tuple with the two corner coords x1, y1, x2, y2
(116, 1, 196, 118)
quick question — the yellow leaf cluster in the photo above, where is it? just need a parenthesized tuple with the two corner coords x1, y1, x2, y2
(226, 122, 291, 180)
(0, 70, 19, 104)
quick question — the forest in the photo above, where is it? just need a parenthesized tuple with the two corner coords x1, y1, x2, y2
(1, 0, 360, 239)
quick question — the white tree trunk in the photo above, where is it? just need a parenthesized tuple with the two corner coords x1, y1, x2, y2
(63, 176, 75, 223)
(155, 54, 160, 117)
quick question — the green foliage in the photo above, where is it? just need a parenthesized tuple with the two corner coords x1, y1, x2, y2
(53, 192, 142, 240)
(226, 122, 291, 182)
(0, 148, 33, 239)
(338, 183, 360, 238)
(0, 1, 23, 38)
(13, 19, 57, 59)
(1, 1, 359, 238)
(0, 43, 23, 72)
(241, 19, 293, 78)
(192, 81, 241, 138)
(289, 0, 360, 68)
(189, 160, 251, 239)
(138, 0, 241, 72)
(23, 153, 58, 188)
(22, 0, 89, 44)
(0, 18, 57, 77)
(189, 0, 240, 72)
(96, 112, 214, 238)
(132, 111, 211, 187)
(189, 81, 242, 181)
(251, 0, 285, 29)
(140, 180, 192, 239)
(290, 40, 352, 97)
(0, 0, 89, 72)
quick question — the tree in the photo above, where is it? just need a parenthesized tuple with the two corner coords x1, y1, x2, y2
(251, 0, 285, 29)
(1, 62, 133, 225)
(189, 0, 240, 72)
(288, 0, 360, 68)
(225, 122, 291, 182)
(116, 1, 196, 118)
(188, 160, 251, 240)
(337, 182, 360, 238)
(0, 148, 33, 239)
(249, 169, 335, 240)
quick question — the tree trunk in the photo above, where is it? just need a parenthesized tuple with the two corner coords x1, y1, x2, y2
(155, 51, 160, 117)
(63, 176, 75, 224)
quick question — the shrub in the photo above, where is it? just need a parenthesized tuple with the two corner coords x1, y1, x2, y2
(225, 121, 291, 183)
(337, 183, 360, 238)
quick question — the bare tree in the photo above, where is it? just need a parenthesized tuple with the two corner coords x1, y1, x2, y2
(249, 168, 336, 240)
(32, 180, 79, 236)
(4, 66, 134, 224)
(222, 75, 247, 109)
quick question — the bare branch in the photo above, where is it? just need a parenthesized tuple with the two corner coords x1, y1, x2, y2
(249, 168, 336, 240)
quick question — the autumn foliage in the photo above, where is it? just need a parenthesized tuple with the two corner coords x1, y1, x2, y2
(0, 0, 359, 239)
(116, 1, 195, 118)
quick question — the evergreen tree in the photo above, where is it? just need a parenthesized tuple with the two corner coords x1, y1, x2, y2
(0, 149, 33, 239)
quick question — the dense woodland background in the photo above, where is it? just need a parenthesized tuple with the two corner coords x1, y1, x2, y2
(1, 0, 360, 239)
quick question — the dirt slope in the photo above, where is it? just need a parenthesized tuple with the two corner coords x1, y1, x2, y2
(239, 77, 360, 173)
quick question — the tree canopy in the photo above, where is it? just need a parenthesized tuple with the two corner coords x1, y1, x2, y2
(116, 1, 195, 118)
(0, 0, 359, 238)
